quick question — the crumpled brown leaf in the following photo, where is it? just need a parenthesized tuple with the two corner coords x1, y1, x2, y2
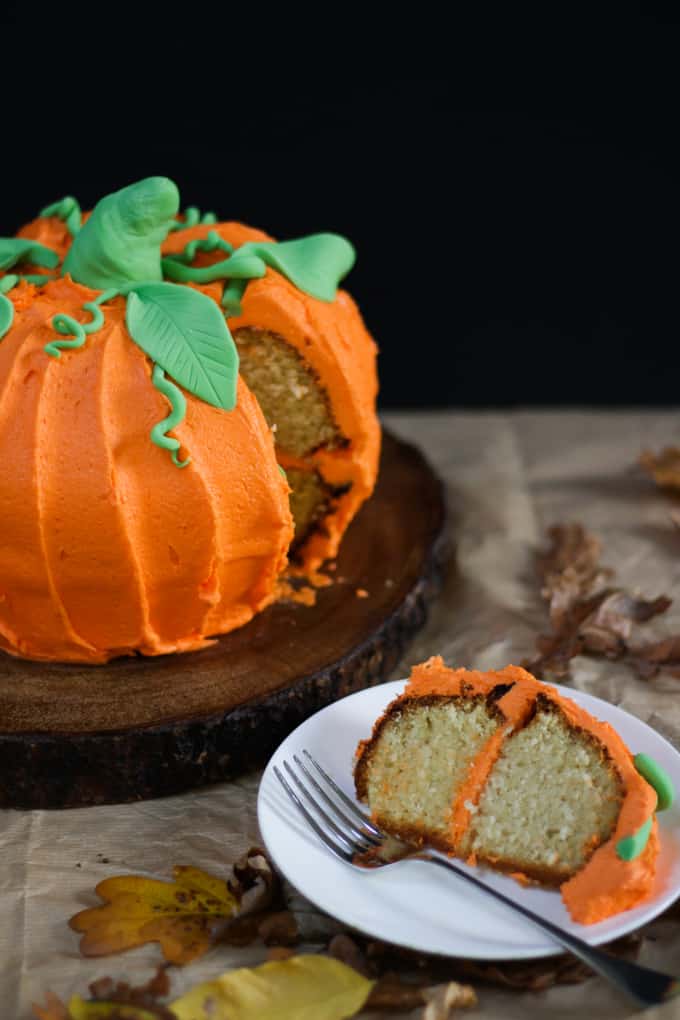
(525, 522, 673, 681)
(33, 969, 174, 1020)
(641, 448, 680, 490)
(627, 636, 680, 680)
(421, 981, 477, 1019)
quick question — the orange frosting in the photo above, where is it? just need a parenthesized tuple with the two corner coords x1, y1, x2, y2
(363, 657, 660, 924)
(0, 278, 293, 663)
(16, 215, 74, 265)
(162, 223, 381, 569)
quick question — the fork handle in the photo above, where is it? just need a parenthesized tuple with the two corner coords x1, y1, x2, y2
(422, 852, 678, 1008)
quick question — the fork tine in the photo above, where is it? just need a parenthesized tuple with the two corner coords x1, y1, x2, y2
(274, 766, 354, 863)
(293, 754, 382, 847)
(283, 760, 375, 854)
(302, 748, 383, 837)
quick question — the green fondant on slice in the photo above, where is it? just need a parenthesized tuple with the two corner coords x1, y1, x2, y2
(63, 177, 179, 290)
(126, 282, 238, 411)
(634, 753, 675, 811)
(616, 816, 653, 862)
(0, 238, 60, 271)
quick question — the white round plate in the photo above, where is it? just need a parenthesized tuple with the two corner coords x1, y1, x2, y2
(257, 680, 680, 959)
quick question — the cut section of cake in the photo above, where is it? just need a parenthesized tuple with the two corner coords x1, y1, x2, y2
(162, 221, 380, 569)
(355, 657, 669, 923)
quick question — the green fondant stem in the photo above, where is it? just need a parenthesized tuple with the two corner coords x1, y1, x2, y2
(150, 364, 191, 468)
(44, 288, 119, 359)
(616, 816, 654, 861)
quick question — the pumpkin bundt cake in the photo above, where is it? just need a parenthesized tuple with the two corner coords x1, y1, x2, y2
(355, 657, 674, 923)
(0, 176, 379, 663)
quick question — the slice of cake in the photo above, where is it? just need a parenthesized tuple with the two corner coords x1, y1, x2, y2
(355, 657, 670, 923)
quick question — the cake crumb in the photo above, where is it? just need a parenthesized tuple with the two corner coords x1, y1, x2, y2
(356, 588, 369, 599)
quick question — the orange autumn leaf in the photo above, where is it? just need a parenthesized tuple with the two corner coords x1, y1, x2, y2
(69, 866, 239, 964)
(32, 991, 70, 1020)
(640, 448, 680, 490)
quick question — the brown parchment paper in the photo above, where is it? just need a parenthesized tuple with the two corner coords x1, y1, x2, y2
(4, 410, 680, 1019)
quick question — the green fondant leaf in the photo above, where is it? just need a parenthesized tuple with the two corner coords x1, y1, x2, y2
(0, 293, 14, 339)
(126, 283, 238, 410)
(241, 233, 356, 301)
(0, 238, 60, 271)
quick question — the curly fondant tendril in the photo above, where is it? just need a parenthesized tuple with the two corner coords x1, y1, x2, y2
(169, 206, 218, 232)
(44, 287, 119, 359)
(150, 364, 191, 468)
(40, 196, 82, 237)
(164, 230, 233, 266)
(0, 274, 18, 295)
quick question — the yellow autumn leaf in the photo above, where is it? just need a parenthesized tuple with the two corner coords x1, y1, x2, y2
(69, 866, 239, 964)
(170, 954, 373, 1020)
(67, 999, 162, 1019)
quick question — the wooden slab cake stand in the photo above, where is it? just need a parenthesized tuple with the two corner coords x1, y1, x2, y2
(0, 431, 448, 809)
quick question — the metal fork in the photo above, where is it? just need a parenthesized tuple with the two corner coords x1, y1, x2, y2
(274, 749, 680, 1009)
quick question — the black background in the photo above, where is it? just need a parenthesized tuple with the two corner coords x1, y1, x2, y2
(0, 4, 677, 409)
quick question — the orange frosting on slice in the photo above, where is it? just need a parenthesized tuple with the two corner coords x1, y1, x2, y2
(163, 223, 381, 570)
(365, 657, 660, 924)
(0, 278, 293, 663)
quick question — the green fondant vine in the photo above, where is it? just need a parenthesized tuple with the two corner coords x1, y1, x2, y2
(151, 365, 191, 468)
(45, 288, 118, 358)
(40, 196, 82, 237)
(160, 232, 355, 319)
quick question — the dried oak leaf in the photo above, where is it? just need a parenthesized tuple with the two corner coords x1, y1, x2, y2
(640, 448, 680, 491)
(169, 954, 373, 1020)
(70, 866, 239, 964)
